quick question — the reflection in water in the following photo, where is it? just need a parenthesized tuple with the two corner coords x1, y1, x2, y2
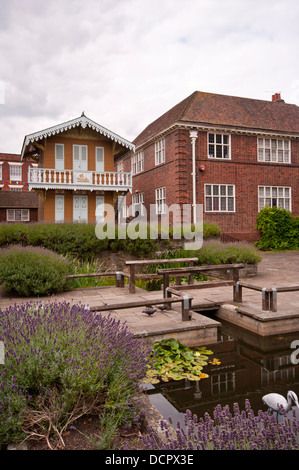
(147, 319, 299, 425)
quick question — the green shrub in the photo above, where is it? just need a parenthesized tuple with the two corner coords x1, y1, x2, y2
(203, 222, 221, 239)
(255, 207, 299, 251)
(0, 245, 72, 297)
(0, 301, 151, 446)
(196, 241, 262, 265)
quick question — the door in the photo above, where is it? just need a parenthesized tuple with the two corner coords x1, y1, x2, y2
(96, 147, 104, 172)
(73, 195, 88, 222)
(55, 144, 64, 170)
(73, 145, 88, 171)
(55, 195, 64, 222)
(96, 196, 104, 222)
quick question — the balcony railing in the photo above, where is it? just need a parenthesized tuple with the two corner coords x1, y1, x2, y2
(28, 167, 132, 192)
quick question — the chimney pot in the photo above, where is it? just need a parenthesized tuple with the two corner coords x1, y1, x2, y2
(272, 93, 281, 102)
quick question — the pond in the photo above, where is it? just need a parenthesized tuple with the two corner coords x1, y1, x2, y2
(146, 316, 299, 426)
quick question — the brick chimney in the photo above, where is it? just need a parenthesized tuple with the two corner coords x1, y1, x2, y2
(272, 93, 283, 102)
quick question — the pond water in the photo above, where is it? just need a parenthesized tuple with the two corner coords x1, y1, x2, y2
(146, 315, 299, 426)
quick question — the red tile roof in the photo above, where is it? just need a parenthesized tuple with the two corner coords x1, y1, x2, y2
(0, 153, 21, 162)
(0, 191, 38, 208)
(134, 91, 299, 147)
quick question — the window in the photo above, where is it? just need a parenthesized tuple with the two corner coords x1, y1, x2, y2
(258, 138, 290, 163)
(205, 184, 235, 212)
(10, 165, 22, 181)
(131, 152, 144, 174)
(155, 187, 166, 214)
(96, 147, 104, 172)
(132, 192, 144, 216)
(208, 133, 230, 159)
(116, 161, 124, 173)
(258, 186, 291, 211)
(55, 144, 64, 170)
(155, 139, 165, 165)
(6, 209, 29, 222)
(0, 164, 2, 180)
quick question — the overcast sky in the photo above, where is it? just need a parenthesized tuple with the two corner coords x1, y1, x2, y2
(0, 0, 298, 154)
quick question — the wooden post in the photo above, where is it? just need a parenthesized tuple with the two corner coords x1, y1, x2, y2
(262, 288, 270, 311)
(188, 260, 194, 285)
(233, 281, 242, 302)
(270, 288, 277, 312)
(163, 273, 169, 298)
(115, 272, 124, 288)
(165, 287, 172, 309)
(181, 294, 192, 321)
(129, 264, 135, 293)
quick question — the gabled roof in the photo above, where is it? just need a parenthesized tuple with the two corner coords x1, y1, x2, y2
(21, 113, 135, 158)
(134, 91, 299, 148)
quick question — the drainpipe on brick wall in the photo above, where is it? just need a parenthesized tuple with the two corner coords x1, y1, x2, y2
(189, 129, 198, 225)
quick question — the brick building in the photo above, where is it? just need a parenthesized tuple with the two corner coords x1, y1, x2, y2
(116, 91, 299, 241)
(0, 153, 38, 222)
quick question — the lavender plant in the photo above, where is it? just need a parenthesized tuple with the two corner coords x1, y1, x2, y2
(143, 401, 299, 450)
(0, 301, 151, 447)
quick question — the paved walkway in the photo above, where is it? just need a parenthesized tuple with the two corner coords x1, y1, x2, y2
(1, 251, 298, 341)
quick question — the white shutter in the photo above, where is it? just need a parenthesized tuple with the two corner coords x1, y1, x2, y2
(96, 147, 104, 172)
(55, 195, 64, 222)
(55, 144, 64, 170)
(81, 146, 87, 171)
(73, 145, 80, 170)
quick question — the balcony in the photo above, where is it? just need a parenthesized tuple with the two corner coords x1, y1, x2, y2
(28, 167, 132, 192)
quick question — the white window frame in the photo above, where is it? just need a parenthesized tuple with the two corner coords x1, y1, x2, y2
(155, 139, 165, 165)
(55, 143, 65, 170)
(208, 133, 231, 160)
(257, 138, 291, 164)
(0, 163, 2, 180)
(155, 187, 166, 214)
(131, 152, 144, 174)
(122, 204, 131, 219)
(258, 186, 291, 212)
(6, 209, 29, 222)
(205, 184, 235, 212)
(96, 147, 104, 172)
(132, 192, 144, 216)
(9, 164, 22, 181)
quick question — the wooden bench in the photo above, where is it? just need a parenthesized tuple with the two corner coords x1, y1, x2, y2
(125, 257, 198, 293)
(235, 281, 299, 312)
(157, 264, 244, 298)
(90, 293, 193, 321)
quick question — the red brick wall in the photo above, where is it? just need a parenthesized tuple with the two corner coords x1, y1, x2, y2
(122, 129, 299, 240)
(0, 158, 33, 191)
